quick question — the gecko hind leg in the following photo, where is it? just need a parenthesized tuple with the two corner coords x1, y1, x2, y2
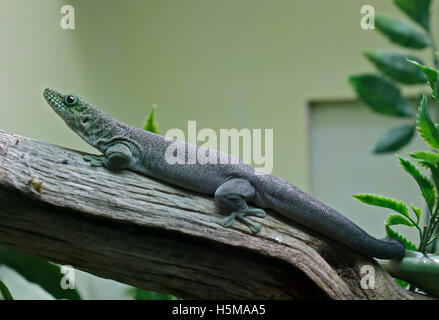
(215, 179, 266, 234)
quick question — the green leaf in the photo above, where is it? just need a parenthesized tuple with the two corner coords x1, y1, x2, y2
(416, 94, 439, 149)
(393, 0, 431, 31)
(373, 123, 415, 154)
(398, 156, 436, 212)
(411, 204, 423, 224)
(394, 277, 410, 289)
(143, 104, 160, 134)
(410, 151, 439, 165)
(427, 164, 439, 193)
(375, 13, 429, 49)
(349, 75, 414, 117)
(427, 233, 439, 245)
(385, 225, 418, 251)
(0, 246, 81, 300)
(353, 193, 410, 218)
(0, 280, 13, 300)
(364, 51, 426, 84)
(416, 158, 439, 194)
(128, 288, 176, 300)
(408, 60, 439, 102)
(385, 214, 414, 227)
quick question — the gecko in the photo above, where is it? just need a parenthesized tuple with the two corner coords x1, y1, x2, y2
(43, 88, 405, 259)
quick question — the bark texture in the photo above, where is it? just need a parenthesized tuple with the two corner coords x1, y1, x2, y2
(0, 130, 425, 299)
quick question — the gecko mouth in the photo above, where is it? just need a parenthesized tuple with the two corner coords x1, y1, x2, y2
(43, 88, 64, 109)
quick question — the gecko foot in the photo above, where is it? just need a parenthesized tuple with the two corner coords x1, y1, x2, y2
(83, 154, 108, 167)
(219, 208, 266, 234)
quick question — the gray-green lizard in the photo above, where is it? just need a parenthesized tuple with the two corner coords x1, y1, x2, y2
(44, 88, 405, 259)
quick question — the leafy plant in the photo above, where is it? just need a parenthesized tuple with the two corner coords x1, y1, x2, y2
(353, 57, 439, 294)
(353, 58, 439, 256)
(350, 0, 438, 154)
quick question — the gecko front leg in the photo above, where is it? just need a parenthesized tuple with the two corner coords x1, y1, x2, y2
(84, 143, 132, 170)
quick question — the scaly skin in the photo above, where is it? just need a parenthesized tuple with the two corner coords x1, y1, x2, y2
(43, 88, 405, 259)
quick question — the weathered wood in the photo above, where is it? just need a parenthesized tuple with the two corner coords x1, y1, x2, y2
(0, 129, 424, 299)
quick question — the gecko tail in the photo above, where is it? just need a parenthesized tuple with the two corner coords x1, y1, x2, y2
(254, 174, 406, 259)
(375, 238, 405, 259)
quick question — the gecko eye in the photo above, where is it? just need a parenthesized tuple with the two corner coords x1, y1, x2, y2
(64, 95, 78, 106)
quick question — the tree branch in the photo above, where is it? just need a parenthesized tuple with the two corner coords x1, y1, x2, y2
(0, 129, 425, 299)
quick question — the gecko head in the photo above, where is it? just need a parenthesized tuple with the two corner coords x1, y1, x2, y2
(43, 88, 107, 146)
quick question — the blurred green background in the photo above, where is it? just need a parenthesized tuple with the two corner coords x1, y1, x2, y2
(0, 0, 438, 299)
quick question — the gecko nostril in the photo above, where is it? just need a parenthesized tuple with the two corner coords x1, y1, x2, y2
(82, 117, 89, 124)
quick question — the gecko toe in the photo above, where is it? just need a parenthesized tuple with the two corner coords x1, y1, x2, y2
(246, 208, 266, 218)
(237, 215, 261, 233)
(219, 212, 238, 228)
